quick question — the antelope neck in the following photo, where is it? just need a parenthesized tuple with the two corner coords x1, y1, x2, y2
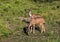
(29, 11, 32, 17)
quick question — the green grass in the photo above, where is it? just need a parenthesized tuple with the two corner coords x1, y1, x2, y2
(0, 0, 60, 42)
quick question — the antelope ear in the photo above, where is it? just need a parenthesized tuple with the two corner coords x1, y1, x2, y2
(24, 9, 27, 12)
(24, 9, 29, 13)
(24, 9, 31, 11)
(24, 9, 28, 13)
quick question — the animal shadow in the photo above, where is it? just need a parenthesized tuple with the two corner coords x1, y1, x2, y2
(23, 26, 41, 35)
(23, 26, 28, 35)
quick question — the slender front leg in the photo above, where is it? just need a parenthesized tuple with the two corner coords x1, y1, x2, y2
(33, 25, 35, 34)
(28, 24, 32, 34)
(30, 26, 33, 33)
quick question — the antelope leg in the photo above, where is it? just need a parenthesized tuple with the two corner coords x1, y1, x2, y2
(33, 25, 35, 34)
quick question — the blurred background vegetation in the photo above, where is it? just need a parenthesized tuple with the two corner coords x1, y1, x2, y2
(0, 0, 60, 42)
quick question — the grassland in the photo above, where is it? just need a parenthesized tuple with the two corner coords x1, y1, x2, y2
(0, 0, 60, 42)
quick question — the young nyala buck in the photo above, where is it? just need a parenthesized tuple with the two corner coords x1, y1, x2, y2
(25, 9, 45, 34)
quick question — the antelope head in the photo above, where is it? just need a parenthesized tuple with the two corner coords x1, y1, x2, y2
(25, 9, 32, 17)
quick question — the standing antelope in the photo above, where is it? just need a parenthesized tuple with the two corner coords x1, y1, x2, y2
(25, 9, 45, 34)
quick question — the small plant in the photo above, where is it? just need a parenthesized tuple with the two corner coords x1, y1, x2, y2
(0, 25, 11, 37)
(52, 7, 56, 10)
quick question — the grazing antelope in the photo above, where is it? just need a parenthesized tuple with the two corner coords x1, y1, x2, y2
(25, 9, 45, 34)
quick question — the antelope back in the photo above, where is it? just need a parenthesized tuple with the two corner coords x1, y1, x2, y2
(31, 14, 42, 18)
(30, 17, 45, 24)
